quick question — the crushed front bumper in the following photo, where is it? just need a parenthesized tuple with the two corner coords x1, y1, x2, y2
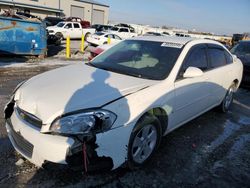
(6, 109, 74, 167)
(5, 105, 134, 171)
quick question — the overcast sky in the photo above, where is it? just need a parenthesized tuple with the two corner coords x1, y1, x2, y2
(98, 0, 250, 35)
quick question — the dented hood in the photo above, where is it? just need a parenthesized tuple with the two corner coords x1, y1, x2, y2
(15, 63, 156, 124)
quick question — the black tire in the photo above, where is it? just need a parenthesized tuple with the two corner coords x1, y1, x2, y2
(127, 114, 162, 170)
(219, 83, 236, 112)
(85, 33, 90, 41)
(55, 32, 63, 40)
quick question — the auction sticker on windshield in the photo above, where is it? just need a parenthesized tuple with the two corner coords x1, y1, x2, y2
(161, 42, 183, 48)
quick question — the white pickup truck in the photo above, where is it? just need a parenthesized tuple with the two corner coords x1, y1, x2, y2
(47, 21, 95, 40)
(109, 26, 137, 39)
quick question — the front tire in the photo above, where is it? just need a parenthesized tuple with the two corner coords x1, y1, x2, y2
(127, 114, 162, 169)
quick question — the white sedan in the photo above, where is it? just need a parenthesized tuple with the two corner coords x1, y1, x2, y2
(87, 32, 122, 46)
(4, 36, 243, 172)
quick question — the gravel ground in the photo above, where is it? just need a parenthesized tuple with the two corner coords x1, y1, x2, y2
(0, 61, 249, 187)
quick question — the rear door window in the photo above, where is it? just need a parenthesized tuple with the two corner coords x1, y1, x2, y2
(208, 48, 227, 68)
(73, 23, 80, 28)
(224, 50, 233, 64)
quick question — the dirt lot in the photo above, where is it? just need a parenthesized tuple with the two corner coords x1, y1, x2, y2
(0, 62, 249, 187)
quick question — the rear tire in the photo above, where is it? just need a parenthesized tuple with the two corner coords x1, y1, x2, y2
(55, 32, 63, 40)
(85, 33, 90, 41)
(127, 114, 162, 170)
(219, 84, 235, 112)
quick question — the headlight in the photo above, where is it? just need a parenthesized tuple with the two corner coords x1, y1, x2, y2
(50, 110, 116, 135)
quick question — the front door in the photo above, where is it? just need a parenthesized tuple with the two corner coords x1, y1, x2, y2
(170, 44, 211, 129)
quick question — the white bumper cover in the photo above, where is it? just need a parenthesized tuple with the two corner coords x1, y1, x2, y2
(6, 109, 74, 167)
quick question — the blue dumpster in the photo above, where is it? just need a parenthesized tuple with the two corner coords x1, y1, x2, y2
(0, 16, 47, 56)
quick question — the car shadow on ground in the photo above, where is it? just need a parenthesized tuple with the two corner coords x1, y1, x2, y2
(0, 54, 30, 64)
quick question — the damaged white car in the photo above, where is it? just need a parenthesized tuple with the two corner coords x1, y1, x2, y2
(5, 36, 243, 172)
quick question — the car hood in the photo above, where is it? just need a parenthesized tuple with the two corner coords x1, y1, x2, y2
(46, 26, 60, 30)
(15, 63, 157, 124)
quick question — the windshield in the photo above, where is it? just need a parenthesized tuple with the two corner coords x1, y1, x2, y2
(231, 42, 250, 56)
(90, 40, 182, 80)
(56, 22, 65, 27)
(111, 27, 119, 31)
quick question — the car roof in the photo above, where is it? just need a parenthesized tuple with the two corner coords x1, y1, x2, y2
(130, 36, 223, 46)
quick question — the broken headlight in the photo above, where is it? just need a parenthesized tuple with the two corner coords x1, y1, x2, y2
(50, 110, 117, 135)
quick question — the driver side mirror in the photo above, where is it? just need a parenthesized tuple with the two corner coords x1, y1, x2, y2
(183, 67, 203, 78)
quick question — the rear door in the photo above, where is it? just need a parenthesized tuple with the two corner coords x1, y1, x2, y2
(73, 23, 82, 38)
(172, 44, 211, 128)
(206, 44, 234, 105)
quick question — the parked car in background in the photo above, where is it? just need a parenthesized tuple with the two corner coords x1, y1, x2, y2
(47, 21, 95, 40)
(88, 43, 115, 60)
(162, 32, 170, 36)
(143, 32, 163, 36)
(43, 17, 64, 27)
(87, 32, 122, 46)
(232, 33, 250, 46)
(16, 12, 39, 19)
(114, 23, 136, 33)
(5, 36, 243, 172)
(231, 40, 250, 87)
(65, 17, 90, 28)
(91, 24, 113, 32)
(176, 33, 191, 37)
(110, 26, 137, 39)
